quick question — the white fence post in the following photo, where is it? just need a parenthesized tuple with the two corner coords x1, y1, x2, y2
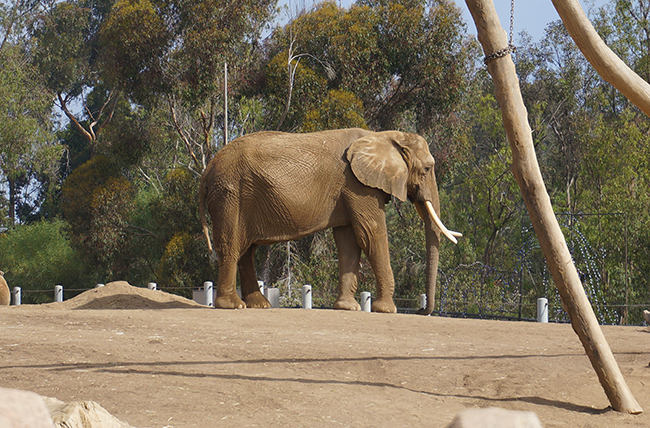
(537, 297, 548, 323)
(265, 287, 279, 308)
(302, 284, 312, 309)
(204, 281, 214, 307)
(148, 282, 157, 290)
(360, 292, 371, 312)
(12, 287, 21, 306)
(257, 280, 265, 295)
(96, 283, 104, 288)
(420, 294, 427, 310)
(54, 285, 63, 302)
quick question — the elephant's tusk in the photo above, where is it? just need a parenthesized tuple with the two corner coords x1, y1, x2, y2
(425, 201, 462, 244)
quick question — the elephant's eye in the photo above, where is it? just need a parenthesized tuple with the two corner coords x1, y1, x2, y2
(424, 166, 432, 174)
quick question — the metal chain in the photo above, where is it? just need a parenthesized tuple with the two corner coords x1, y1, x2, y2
(484, 0, 517, 64)
(509, 0, 515, 46)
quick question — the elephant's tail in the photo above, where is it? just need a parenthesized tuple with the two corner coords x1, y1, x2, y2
(198, 181, 217, 263)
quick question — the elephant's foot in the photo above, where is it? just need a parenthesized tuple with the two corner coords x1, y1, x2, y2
(333, 296, 361, 311)
(416, 307, 434, 316)
(371, 298, 397, 313)
(215, 293, 246, 309)
(244, 291, 271, 309)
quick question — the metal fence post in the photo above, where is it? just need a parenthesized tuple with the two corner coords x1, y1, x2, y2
(537, 297, 548, 323)
(12, 287, 20, 306)
(265, 288, 279, 308)
(204, 281, 214, 307)
(54, 285, 63, 302)
(360, 292, 371, 312)
(302, 285, 312, 309)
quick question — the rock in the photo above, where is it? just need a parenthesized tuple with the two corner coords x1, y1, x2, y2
(446, 407, 544, 428)
(0, 387, 56, 428)
(43, 397, 135, 428)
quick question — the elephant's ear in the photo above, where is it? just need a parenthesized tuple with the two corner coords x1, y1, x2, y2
(347, 132, 408, 201)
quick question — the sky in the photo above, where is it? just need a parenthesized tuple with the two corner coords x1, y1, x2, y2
(280, 0, 612, 43)
(460, 0, 610, 42)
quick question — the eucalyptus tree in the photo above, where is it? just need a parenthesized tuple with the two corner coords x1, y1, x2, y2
(99, 0, 277, 173)
(30, 0, 117, 156)
(0, 0, 58, 227)
(264, 0, 472, 141)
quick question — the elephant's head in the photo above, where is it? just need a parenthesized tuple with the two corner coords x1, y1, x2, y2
(347, 131, 461, 314)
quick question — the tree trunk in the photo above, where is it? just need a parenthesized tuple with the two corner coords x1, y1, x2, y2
(551, 0, 650, 116)
(464, 0, 642, 414)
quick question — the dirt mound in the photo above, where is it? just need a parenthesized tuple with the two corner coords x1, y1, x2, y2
(50, 281, 204, 310)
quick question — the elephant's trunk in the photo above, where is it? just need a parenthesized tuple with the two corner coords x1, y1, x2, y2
(419, 200, 440, 315)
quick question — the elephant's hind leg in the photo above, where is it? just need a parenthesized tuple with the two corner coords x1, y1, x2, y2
(215, 257, 246, 309)
(239, 245, 271, 308)
(333, 225, 362, 311)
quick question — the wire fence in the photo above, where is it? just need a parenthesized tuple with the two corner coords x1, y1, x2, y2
(11, 277, 649, 326)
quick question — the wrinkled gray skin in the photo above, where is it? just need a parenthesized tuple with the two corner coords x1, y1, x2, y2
(199, 128, 449, 314)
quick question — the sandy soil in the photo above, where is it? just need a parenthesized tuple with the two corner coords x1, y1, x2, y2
(0, 281, 648, 428)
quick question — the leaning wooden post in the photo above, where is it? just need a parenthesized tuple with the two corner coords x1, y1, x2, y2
(551, 0, 650, 117)
(465, 0, 642, 414)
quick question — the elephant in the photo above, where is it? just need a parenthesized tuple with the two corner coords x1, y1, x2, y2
(198, 128, 461, 313)
(0, 271, 10, 306)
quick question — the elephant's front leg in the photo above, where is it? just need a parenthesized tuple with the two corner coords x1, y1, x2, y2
(333, 225, 362, 311)
(356, 217, 397, 313)
(239, 245, 271, 308)
(215, 258, 246, 309)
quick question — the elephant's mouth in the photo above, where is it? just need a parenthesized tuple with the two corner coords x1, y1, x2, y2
(423, 201, 462, 244)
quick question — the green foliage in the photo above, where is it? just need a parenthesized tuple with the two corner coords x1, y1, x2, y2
(386, 201, 427, 298)
(265, 0, 471, 136)
(61, 155, 135, 279)
(0, 44, 58, 226)
(290, 232, 340, 307)
(156, 231, 213, 298)
(99, 0, 170, 98)
(264, 49, 329, 131)
(0, 220, 93, 303)
(301, 89, 367, 132)
(30, 1, 96, 96)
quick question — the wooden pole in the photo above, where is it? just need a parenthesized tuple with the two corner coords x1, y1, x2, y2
(224, 62, 228, 144)
(464, 0, 643, 414)
(551, 0, 650, 117)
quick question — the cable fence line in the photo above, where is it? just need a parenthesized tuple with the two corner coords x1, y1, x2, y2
(9, 279, 649, 326)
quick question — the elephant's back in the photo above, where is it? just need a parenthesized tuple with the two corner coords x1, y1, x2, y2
(218, 128, 371, 158)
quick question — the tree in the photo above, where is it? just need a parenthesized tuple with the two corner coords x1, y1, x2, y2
(60, 155, 134, 279)
(0, 220, 94, 302)
(264, 0, 471, 138)
(31, 0, 118, 156)
(99, 0, 277, 172)
(0, 44, 58, 227)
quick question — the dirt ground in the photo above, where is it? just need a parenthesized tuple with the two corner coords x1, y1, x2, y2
(0, 282, 649, 428)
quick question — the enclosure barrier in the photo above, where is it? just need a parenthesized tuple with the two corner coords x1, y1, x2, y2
(302, 285, 312, 309)
(360, 291, 371, 312)
(265, 287, 280, 308)
(8, 281, 646, 323)
(537, 298, 548, 323)
(12, 287, 20, 305)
